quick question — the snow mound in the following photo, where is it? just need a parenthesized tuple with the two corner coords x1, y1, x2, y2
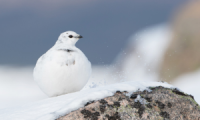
(0, 81, 174, 120)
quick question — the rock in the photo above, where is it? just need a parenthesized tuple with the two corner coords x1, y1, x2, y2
(160, 1, 200, 83)
(57, 86, 200, 120)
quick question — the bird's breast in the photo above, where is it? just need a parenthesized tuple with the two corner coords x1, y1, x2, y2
(47, 50, 89, 68)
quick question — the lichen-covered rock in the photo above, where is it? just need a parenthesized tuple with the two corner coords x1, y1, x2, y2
(57, 86, 200, 120)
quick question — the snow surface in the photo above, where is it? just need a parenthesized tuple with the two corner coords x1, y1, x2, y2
(173, 69, 200, 105)
(0, 66, 47, 109)
(0, 65, 118, 109)
(0, 81, 174, 120)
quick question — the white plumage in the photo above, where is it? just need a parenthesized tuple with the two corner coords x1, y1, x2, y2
(33, 31, 91, 97)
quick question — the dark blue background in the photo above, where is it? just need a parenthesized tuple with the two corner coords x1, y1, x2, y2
(0, 0, 186, 65)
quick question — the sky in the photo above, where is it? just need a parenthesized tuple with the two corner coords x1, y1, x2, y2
(0, 0, 187, 66)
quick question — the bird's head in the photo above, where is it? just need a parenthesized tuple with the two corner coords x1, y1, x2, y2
(57, 31, 83, 46)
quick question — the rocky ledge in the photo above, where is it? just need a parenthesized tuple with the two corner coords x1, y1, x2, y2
(57, 86, 200, 120)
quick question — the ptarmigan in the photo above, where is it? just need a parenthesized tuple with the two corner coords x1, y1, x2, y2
(33, 31, 91, 97)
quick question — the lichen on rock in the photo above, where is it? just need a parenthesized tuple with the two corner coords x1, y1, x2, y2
(57, 86, 200, 120)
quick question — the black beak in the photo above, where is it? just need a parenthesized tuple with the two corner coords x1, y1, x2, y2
(78, 35, 83, 38)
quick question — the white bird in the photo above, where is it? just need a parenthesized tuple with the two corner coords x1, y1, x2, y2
(33, 31, 92, 97)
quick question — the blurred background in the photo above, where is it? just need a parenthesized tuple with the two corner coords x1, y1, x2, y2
(1, 0, 200, 109)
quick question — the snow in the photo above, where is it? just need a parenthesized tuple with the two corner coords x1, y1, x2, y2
(0, 81, 174, 120)
(172, 69, 200, 104)
(0, 66, 47, 109)
(0, 65, 117, 109)
(0, 65, 119, 109)
(134, 95, 147, 105)
(114, 24, 172, 82)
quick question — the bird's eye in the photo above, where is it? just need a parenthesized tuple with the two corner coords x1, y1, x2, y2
(69, 35, 73, 38)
